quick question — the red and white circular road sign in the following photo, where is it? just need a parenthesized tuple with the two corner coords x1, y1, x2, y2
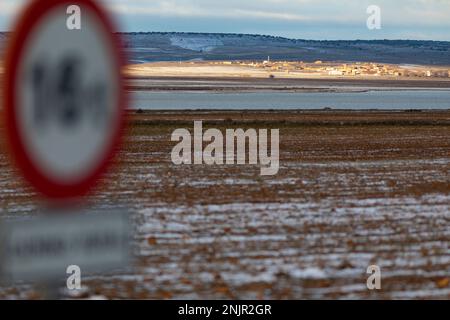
(3, 0, 126, 199)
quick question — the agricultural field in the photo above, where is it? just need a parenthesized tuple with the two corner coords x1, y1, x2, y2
(0, 110, 449, 299)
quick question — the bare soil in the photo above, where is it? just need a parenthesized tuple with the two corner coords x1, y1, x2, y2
(0, 111, 449, 299)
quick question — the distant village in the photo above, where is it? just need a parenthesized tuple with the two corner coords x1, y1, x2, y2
(211, 58, 450, 79)
(2, 57, 450, 80)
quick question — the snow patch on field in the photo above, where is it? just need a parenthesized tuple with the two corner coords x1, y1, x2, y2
(170, 36, 223, 52)
(289, 267, 327, 279)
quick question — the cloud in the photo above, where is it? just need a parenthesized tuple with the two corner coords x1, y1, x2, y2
(0, 1, 21, 14)
(1, 0, 449, 40)
(106, 0, 450, 26)
(109, 3, 312, 22)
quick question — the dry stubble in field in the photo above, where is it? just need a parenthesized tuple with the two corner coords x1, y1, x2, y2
(0, 111, 449, 299)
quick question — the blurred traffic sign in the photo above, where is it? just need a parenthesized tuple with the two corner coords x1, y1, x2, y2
(2, 0, 126, 199)
(0, 210, 130, 282)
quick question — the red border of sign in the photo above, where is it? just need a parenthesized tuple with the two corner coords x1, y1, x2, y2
(2, 0, 127, 200)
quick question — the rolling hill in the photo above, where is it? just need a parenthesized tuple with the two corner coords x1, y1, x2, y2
(121, 32, 450, 65)
(1, 32, 450, 65)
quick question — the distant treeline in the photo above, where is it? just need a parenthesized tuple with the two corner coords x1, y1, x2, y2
(1, 31, 449, 45)
(116, 31, 450, 45)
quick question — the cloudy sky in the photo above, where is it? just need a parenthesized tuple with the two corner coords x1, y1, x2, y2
(1, 0, 449, 40)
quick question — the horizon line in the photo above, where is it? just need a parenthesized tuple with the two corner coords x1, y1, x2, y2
(1, 30, 450, 43)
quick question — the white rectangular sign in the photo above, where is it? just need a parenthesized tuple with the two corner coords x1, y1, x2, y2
(0, 210, 131, 282)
